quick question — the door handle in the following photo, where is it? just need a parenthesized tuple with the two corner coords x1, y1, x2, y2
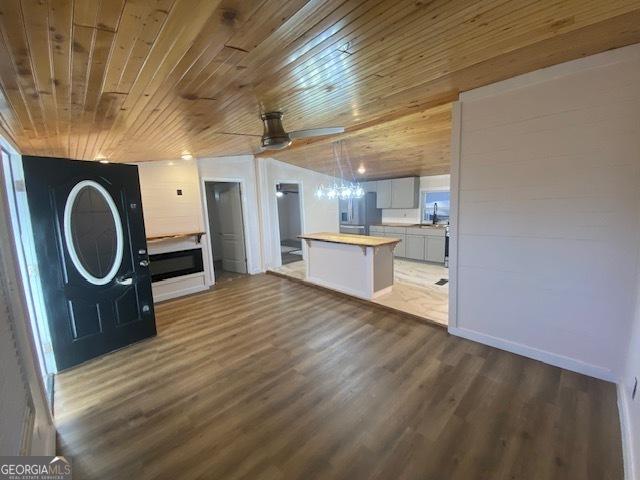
(117, 276, 133, 286)
(139, 259, 150, 267)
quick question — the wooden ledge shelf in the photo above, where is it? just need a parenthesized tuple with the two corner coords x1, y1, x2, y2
(146, 232, 206, 243)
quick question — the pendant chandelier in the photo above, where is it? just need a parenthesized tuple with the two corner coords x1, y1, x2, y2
(315, 140, 364, 199)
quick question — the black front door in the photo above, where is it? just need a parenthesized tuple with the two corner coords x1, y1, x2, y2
(23, 155, 156, 371)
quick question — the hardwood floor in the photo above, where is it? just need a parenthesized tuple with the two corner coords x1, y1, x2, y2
(273, 258, 449, 325)
(55, 274, 622, 480)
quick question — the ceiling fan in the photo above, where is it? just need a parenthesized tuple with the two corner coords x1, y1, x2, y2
(260, 111, 345, 150)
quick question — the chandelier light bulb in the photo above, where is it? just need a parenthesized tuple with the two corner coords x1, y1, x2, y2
(315, 181, 365, 200)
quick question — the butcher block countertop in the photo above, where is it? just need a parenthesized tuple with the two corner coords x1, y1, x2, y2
(299, 232, 401, 247)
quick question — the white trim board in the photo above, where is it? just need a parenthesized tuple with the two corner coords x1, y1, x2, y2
(152, 272, 208, 303)
(199, 176, 256, 285)
(273, 178, 305, 269)
(449, 326, 616, 382)
(447, 101, 462, 329)
(618, 382, 636, 480)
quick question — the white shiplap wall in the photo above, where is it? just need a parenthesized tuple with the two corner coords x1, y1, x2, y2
(136, 160, 205, 236)
(258, 158, 339, 270)
(451, 44, 640, 381)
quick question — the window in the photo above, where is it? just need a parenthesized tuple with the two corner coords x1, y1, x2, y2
(63, 180, 124, 285)
(421, 191, 450, 224)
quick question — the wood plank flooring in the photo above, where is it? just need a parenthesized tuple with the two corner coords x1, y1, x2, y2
(54, 274, 623, 480)
(273, 258, 449, 325)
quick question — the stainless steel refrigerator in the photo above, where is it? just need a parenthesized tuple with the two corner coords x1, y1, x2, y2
(339, 192, 382, 235)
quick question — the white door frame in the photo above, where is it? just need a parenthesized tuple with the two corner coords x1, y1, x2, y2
(0, 137, 55, 455)
(273, 179, 305, 268)
(200, 177, 252, 285)
(447, 100, 462, 329)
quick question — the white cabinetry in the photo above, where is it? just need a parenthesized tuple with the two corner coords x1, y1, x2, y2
(368, 225, 445, 263)
(372, 177, 419, 209)
(375, 180, 392, 208)
(390, 177, 419, 208)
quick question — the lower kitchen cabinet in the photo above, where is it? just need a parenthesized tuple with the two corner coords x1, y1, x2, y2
(405, 235, 425, 260)
(367, 226, 445, 263)
(426, 236, 445, 263)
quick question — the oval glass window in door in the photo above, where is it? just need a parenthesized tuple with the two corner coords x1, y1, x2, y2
(63, 180, 124, 285)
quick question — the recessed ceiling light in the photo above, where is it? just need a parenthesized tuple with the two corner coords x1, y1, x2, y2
(99, 159, 109, 164)
(181, 153, 193, 161)
(357, 165, 366, 174)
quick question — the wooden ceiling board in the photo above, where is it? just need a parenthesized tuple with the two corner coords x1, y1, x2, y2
(0, 0, 639, 177)
(268, 103, 452, 180)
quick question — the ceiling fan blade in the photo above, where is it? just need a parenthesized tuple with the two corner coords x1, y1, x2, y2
(289, 127, 345, 139)
(209, 131, 262, 137)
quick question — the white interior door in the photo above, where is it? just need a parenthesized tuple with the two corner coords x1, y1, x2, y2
(210, 183, 247, 274)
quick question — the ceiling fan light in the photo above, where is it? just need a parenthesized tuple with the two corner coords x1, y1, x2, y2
(261, 111, 293, 150)
(261, 137, 292, 150)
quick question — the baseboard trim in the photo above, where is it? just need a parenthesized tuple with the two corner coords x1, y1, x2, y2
(448, 326, 616, 382)
(618, 382, 636, 480)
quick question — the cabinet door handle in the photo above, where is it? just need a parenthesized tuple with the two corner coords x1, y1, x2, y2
(139, 259, 150, 267)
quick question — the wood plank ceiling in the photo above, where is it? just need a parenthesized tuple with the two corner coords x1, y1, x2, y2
(0, 0, 639, 178)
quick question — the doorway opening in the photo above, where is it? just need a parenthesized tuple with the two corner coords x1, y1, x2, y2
(276, 183, 303, 266)
(204, 181, 248, 284)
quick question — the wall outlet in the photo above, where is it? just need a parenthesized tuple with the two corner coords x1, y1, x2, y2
(633, 377, 638, 400)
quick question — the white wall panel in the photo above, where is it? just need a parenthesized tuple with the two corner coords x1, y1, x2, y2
(258, 159, 339, 270)
(452, 44, 640, 383)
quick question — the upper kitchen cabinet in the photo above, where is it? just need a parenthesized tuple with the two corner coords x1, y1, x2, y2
(391, 177, 419, 208)
(372, 176, 419, 209)
(376, 180, 392, 208)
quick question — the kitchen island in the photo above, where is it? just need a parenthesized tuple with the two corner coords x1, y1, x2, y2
(299, 232, 401, 300)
